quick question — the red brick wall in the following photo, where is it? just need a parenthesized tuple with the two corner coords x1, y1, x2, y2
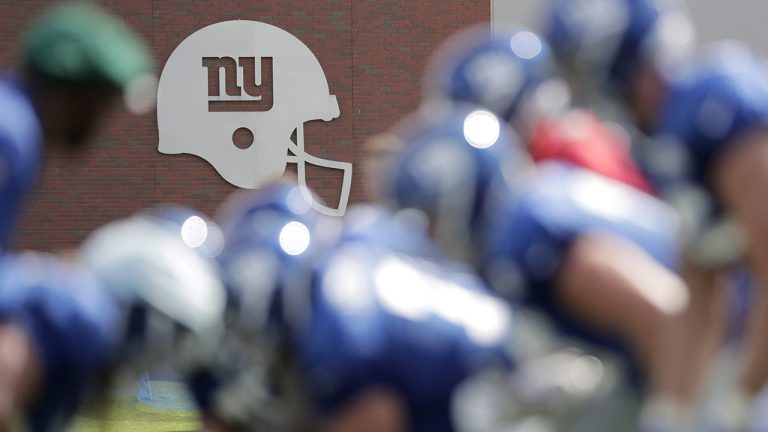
(0, 1, 489, 250)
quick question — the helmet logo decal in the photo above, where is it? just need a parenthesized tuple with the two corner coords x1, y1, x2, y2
(158, 21, 352, 216)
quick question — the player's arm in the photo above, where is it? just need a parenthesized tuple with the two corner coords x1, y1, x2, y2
(712, 129, 768, 397)
(554, 233, 689, 397)
(0, 323, 42, 429)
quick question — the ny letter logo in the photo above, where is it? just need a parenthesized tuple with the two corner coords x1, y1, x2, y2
(157, 21, 352, 216)
(202, 57, 274, 112)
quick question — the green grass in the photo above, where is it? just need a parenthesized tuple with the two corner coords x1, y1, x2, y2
(68, 398, 201, 432)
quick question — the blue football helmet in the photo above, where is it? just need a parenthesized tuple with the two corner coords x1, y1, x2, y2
(426, 26, 570, 131)
(543, 0, 695, 91)
(217, 182, 334, 336)
(0, 252, 120, 431)
(387, 105, 529, 263)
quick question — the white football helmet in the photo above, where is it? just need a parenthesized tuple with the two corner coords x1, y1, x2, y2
(158, 20, 352, 216)
(79, 215, 226, 371)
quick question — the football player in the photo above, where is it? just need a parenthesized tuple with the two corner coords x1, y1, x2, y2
(545, 0, 768, 426)
(424, 25, 654, 194)
(386, 105, 692, 429)
(194, 182, 520, 432)
(0, 1, 155, 249)
(649, 43, 768, 429)
(79, 209, 227, 426)
(0, 205, 225, 431)
(129, 207, 225, 411)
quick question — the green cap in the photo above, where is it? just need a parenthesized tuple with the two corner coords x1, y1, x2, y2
(22, 1, 154, 88)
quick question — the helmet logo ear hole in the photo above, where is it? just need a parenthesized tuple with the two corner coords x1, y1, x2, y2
(232, 127, 255, 149)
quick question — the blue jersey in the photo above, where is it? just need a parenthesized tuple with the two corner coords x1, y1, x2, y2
(340, 204, 439, 257)
(297, 235, 515, 432)
(481, 162, 680, 350)
(0, 252, 119, 432)
(654, 43, 768, 191)
(0, 76, 42, 250)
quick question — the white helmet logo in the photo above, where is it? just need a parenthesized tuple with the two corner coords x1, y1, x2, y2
(157, 21, 352, 216)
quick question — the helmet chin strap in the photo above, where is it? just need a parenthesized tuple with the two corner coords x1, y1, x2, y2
(285, 124, 353, 217)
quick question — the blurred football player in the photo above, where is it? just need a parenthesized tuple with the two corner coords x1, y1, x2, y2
(0, 206, 224, 431)
(424, 25, 654, 194)
(130, 207, 224, 411)
(194, 182, 519, 432)
(387, 105, 692, 429)
(0, 1, 155, 249)
(79, 209, 226, 421)
(184, 183, 333, 431)
(545, 0, 768, 426)
(0, 252, 119, 431)
(650, 43, 768, 429)
(541, 0, 697, 191)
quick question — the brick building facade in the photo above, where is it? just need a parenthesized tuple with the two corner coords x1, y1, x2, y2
(0, 0, 489, 250)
